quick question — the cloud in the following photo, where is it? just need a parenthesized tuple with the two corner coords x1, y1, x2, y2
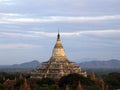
(0, 13, 23, 17)
(0, 44, 41, 49)
(0, 31, 36, 38)
(78, 30, 120, 36)
(1, 30, 119, 38)
(0, 0, 11, 2)
(0, 14, 120, 24)
(0, 0, 15, 5)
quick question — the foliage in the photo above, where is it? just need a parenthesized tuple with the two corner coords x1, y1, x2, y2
(86, 85, 99, 90)
(49, 84, 59, 90)
(1, 72, 120, 90)
(36, 84, 59, 90)
(59, 73, 94, 89)
(104, 72, 120, 89)
(36, 85, 50, 90)
(37, 77, 55, 86)
(24, 73, 30, 78)
(0, 72, 17, 83)
(36, 78, 59, 90)
(15, 79, 24, 87)
(0, 72, 20, 79)
(0, 84, 6, 90)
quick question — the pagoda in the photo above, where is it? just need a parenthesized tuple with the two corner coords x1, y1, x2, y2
(31, 33, 87, 79)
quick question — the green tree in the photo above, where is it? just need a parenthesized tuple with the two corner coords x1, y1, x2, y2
(0, 84, 6, 90)
(37, 78, 55, 86)
(59, 73, 95, 90)
(49, 84, 59, 90)
(15, 79, 24, 87)
(104, 72, 120, 89)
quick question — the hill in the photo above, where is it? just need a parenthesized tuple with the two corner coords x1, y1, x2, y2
(0, 60, 40, 72)
(78, 59, 120, 75)
(0, 59, 120, 73)
(78, 59, 120, 69)
(11, 60, 40, 69)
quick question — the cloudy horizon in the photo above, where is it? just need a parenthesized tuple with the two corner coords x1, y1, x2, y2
(0, 0, 120, 65)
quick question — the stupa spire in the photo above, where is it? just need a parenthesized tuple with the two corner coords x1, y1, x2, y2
(51, 32, 66, 59)
(57, 29, 60, 40)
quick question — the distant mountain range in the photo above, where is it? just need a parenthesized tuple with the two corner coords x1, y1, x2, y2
(0, 60, 40, 69)
(78, 59, 120, 69)
(11, 60, 40, 69)
(0, 59, 120, 72)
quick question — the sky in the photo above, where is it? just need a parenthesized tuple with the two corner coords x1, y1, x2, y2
(0, 0, 120, 65)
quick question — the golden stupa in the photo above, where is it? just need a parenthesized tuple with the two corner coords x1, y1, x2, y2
(31, 33, 87, 79)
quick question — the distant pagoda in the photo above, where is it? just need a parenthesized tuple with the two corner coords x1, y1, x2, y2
(31, 33, 87, 79)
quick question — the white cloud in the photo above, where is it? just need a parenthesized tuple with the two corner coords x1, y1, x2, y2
(0, 14, 120, 24)
(0, 44, 41, 49)
(30, 31, 56, 37)
(0, 32, 36, 38)
(0, 0, 15, 5)
(0, 0, 11, 2)
(37, 30, 120, 36)
(78, 30, 120, 36)
(1, 30, 120, 38)
(0, 13, 23, 17)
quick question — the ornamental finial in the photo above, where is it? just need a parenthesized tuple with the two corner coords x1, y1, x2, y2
(57, 29, 60, 40)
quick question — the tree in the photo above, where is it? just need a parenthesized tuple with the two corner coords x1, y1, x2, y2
(37, 77, 55, 86)
(0, 84, 6, 90)
(59, 73, 94, 90)
(15, 79, 24, 87)
(104, 72, 120, 89)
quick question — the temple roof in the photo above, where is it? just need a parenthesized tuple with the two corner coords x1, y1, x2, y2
(54, 33, 63, 48)
(51, 33, 68, 61)
(31, 32, 87, 79)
